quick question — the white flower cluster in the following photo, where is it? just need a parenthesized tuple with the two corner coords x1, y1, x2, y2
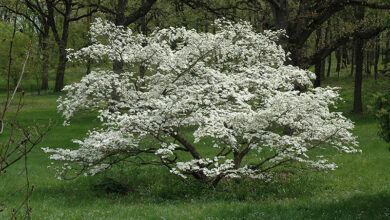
(43, 18, 359, 185)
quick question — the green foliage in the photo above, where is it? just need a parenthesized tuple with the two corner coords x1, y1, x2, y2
(0, 20, 39, 91)
(0, 22, 27, 73)
(369, 91, 390, 143)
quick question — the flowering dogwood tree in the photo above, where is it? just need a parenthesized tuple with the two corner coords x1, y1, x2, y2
(43, 18, 359, 187)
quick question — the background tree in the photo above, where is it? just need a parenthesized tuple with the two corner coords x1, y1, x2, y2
(0, 1, 49, 217)
(353, 7, 365, 113)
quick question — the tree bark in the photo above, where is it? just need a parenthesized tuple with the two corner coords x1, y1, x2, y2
(48, 0, 72, 92)
(327, 53, 332, 78)
(342, 46, 349, 67)
(353, 7, 365, 114)
(315, 62, 322, 87)
(314, 28, 323, 87)
(271, 0, 288, 30)
(350, 47, 355, 76)
(366, 49, 371, 75)
(40, 24, 50, 90)
(374, 35, 380, 80)
(139, 0, 147, 87)
(327, 20, 332, 78)
(336, 48, 341, 74)
(54, 44, 68, 92)
(112, 0, 128, 72)
(385, 32, 390, 70)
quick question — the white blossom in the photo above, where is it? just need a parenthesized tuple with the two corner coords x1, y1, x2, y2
(44, 19, 359, 185)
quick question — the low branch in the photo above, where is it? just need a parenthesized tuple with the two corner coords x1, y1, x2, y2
(170, 132, 202, 159)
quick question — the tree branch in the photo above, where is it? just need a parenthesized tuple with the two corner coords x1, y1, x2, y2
(170, 132, 202, 159)
(123, 0, 157, 26)
(263, 0, 281, 9)
(305, 25, 389, 67)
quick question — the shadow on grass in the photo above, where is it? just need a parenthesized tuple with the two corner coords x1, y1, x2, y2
(29, 169, 322, 206)
(211, 192, 390, 219)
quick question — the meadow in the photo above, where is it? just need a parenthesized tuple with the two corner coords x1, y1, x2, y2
(0, 68, 390, 219)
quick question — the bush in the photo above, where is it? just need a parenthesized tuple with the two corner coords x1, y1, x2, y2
(370, 91, 390, 143)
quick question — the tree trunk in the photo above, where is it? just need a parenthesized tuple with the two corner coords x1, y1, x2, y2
(384, 32, 390, 70)
(271, 0, 289, 47)
(374, 35, 380, 80)
(86, 59, 92, 75)
(327, 21, 332, 78)
(320, 60, 326, 80)
(271, 0, 288, 30)
(351, 47, 355, 76)
(322, 22, 330, 79)
(40, 25, 50, 90)
(353, 7, 365, 114)
(366, 49, 371, 75)
(54, 45, 67, 92)
(336, 48, 341, 75)
(342, 45, 349, 68)
(139, 0, 147, 88)
(85, 6, 93, 75)
(314, 28, 322, 87)
(53, 20, 70, 92)
(315, 62, 322, 87)
(112, 0, 129, 72)
(327, 53, 332, 78)
(50, 0, 71, 92)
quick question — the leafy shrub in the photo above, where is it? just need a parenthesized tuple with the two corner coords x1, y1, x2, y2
(370, 91, 390, 143)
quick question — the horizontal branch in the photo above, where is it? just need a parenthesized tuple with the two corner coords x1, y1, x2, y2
(304, 25, 389, 67)
(348, 0, 390, 9)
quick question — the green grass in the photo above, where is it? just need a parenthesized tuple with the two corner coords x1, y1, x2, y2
(1, 68, 390, 219)
(0, 65, 89, 94)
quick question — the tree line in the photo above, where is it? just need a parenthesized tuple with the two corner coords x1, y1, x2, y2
(1, 0, 390, 113)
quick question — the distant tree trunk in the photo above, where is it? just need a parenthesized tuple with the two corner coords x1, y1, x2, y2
(314, 28, 322, 87)
(321, 60, 326, 80)
(342, 46, 349, 67)
(86, 59, 92, 75)
(271, 0, 288, 46)
(139, 0, 147, 88)
(321, 25, 329, 80)
(351, 47, 355, 76)
(54, 44, 68, 92)
(315, 62, 322, 87)
(366, 49, 372, 75)
(40, 24, 50, 90)
(327, 53, 332, 78)
(48, 0, 71, 92)
(374, 36, 380, 80)
(86, 6, 93, 75)
(327, 21, 332, 78)
(271, 0, 288, 30)
(336, 48, 341, 76)
(353, 7, 365, 114)
(112, 0, 129, 72)
(385, 32, 390, 70)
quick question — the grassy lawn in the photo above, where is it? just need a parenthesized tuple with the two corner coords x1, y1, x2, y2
(1, 69, 390, 219)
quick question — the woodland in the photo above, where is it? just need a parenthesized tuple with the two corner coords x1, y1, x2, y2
(0, 0, 390, 219)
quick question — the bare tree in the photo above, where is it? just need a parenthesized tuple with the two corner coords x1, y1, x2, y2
(0, 1, 50, 218)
